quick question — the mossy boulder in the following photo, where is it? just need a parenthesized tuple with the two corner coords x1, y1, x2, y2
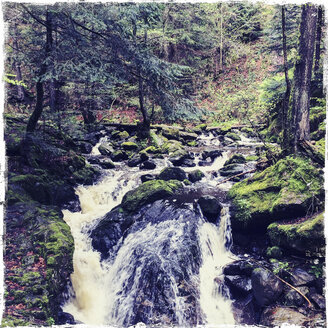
(228, 156, 324, 231)
(198, 196, 222, 223)
(179, 131, 198, 142)
(188, 169, 205, 183)
(111, 150, 129, 162)
(112, 130, 129, 140)
(225, 132, 241, 141)
(122, 141, 138, 151)
(161, 126, 181, 140)
(224, 154, 246, 166)
(98, 143, 114, 156)
(121, 179, 183, 213)
(158, 167, 187, 181)
(162, 140, 185, 155)
(267, 212, 325, 255)
(72, 165, 101, 185)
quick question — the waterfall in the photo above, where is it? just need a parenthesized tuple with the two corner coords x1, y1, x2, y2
(198, 206, 235, 325)
(62, 134, 243, 326)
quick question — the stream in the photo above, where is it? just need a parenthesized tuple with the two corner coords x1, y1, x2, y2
(62, 131, 259, 326)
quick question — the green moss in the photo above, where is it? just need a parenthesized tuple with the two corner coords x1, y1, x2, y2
(228, 156, 324, 230)
(121, 179, 183, 212)
(118, 131, 129, 139)
(187, 140, 197, 147)
(246, 155, 259, 161)
(267, 212, 325, 255)
(225, 132, 241, 141)
(183, 179, 192, 186)
(314, 138, 325, 158)
(266, 246, 283, 259)
(224, 154, 246, 165)
(122, 141, 138, 150)
(195, 124, 207, 130)
(72, 165, 100, 185)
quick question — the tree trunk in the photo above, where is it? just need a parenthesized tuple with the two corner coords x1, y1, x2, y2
(26, 9, 52, 133)
(13, 24, 26, 102)
(314, 6, 323, 76)
(290, 4, 317, 152)
(281, 5, 291, 152)
(219, 3, 223, 71)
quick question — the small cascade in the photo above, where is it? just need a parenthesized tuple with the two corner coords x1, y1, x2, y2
(61, 131, 258, 326)
(198, 206, 236, 325)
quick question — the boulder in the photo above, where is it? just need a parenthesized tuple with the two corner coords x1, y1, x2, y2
(128, 155, 143, 167)
(290, 268, 316, 287)
(202, 150, 223, 161)
(180, 159, 196, 167)
(266, 246, 283, 259)
(98, 143, 114, 156)
(188, 170, 205, 183)
(121, 179, 183, 212)
(161, 126, 181, 140)
(284, 287, 309, 307)
(140, 160, 156, 170)
(251, 268, 283, 306)
(228, 156, 324, 232)
(225, 275, 252, 298)
(224, 154, 246, 166)
(98, 158, 115, 169)
(122, 141, 138, 151)
(267, 213, 325, 255)
(111, 150, 129, 162)
(179, 131, 198, 141)
(223, 260, 253, 276)
(225, 132, 241, 141)
(260, 306, 309, 327)
(219, 164, 244, 177)
(141, 174, 156, 183)
(232, 296, 256, 326)
(158, 167, 187, 181)
(197, 196, 222, 223)
(309, 293, 326, 310)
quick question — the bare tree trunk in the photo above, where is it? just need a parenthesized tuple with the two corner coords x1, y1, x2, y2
(281, 5, 291, 152)
(314, 6, 323, 76)
(13, 24, 26, 102)
(290, 4, 317, 152)
(26, 9, 52, 133)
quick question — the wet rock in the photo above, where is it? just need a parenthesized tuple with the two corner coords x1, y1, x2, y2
(224, 154, 246, 166)
(57, 311, 75, 325)
(225, 132, 241, 141)
(158, 167, 187, 181)
(260, 306, 309, 327)
(121, 179, 183, 213)
(197, 196, 222, 223)
(309, 293, 326, 309)
(111, 150, 129, 162)
(180, 159, 196, 167)
(225, 275, 252, 298)
(98, 158, 115, 169)
(202, 149, 222, 161)
(161, 126, 181, 140)
(219, 164, 244, 177)
(141, 174, 156, 183)
(112, 130, 129, 140)
(169, 152, 192, 166)
(98, 143, 114, 156)
(179, 131, 198, 141)
(223, 260, 253, 276)
(284, 287, 309, 307)
(188, 170, 205, 183)
(232, 295, 257, 325)
(290, 268, 316, 287)
(140, 160, 156, 170)
(128, 155, 143, 167)
(122, 141, 139, 151)
(251, 268, 283, 306)
(198, 160, 212, 167)
(84, 132, 101, 145)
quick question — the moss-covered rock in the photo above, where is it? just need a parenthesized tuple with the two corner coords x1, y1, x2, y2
(228, 156, 324, 231)
(224, 154, 246, 166)
(72, 165, 101, 185)
(158, 167, 187, 181)
(121, 179, 183, 212)
(188, 169, 205, 183)
(122, 141, 138, 150)
(98, 143, 114, 156)
(267, 212, 325, 255)
(266, 246, 283, 259)
(225, 132, 241, 141)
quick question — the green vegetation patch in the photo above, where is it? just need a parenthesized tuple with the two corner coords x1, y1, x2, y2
(267, 212, 325, 256)
(228, 156, 324, 231)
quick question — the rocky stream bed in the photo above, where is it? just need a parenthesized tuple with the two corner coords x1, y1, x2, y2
(3, 118, 326, 327)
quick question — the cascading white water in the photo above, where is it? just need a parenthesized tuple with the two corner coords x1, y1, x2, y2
(198, 206, 236, 325)
(61, 132, 256, 326)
